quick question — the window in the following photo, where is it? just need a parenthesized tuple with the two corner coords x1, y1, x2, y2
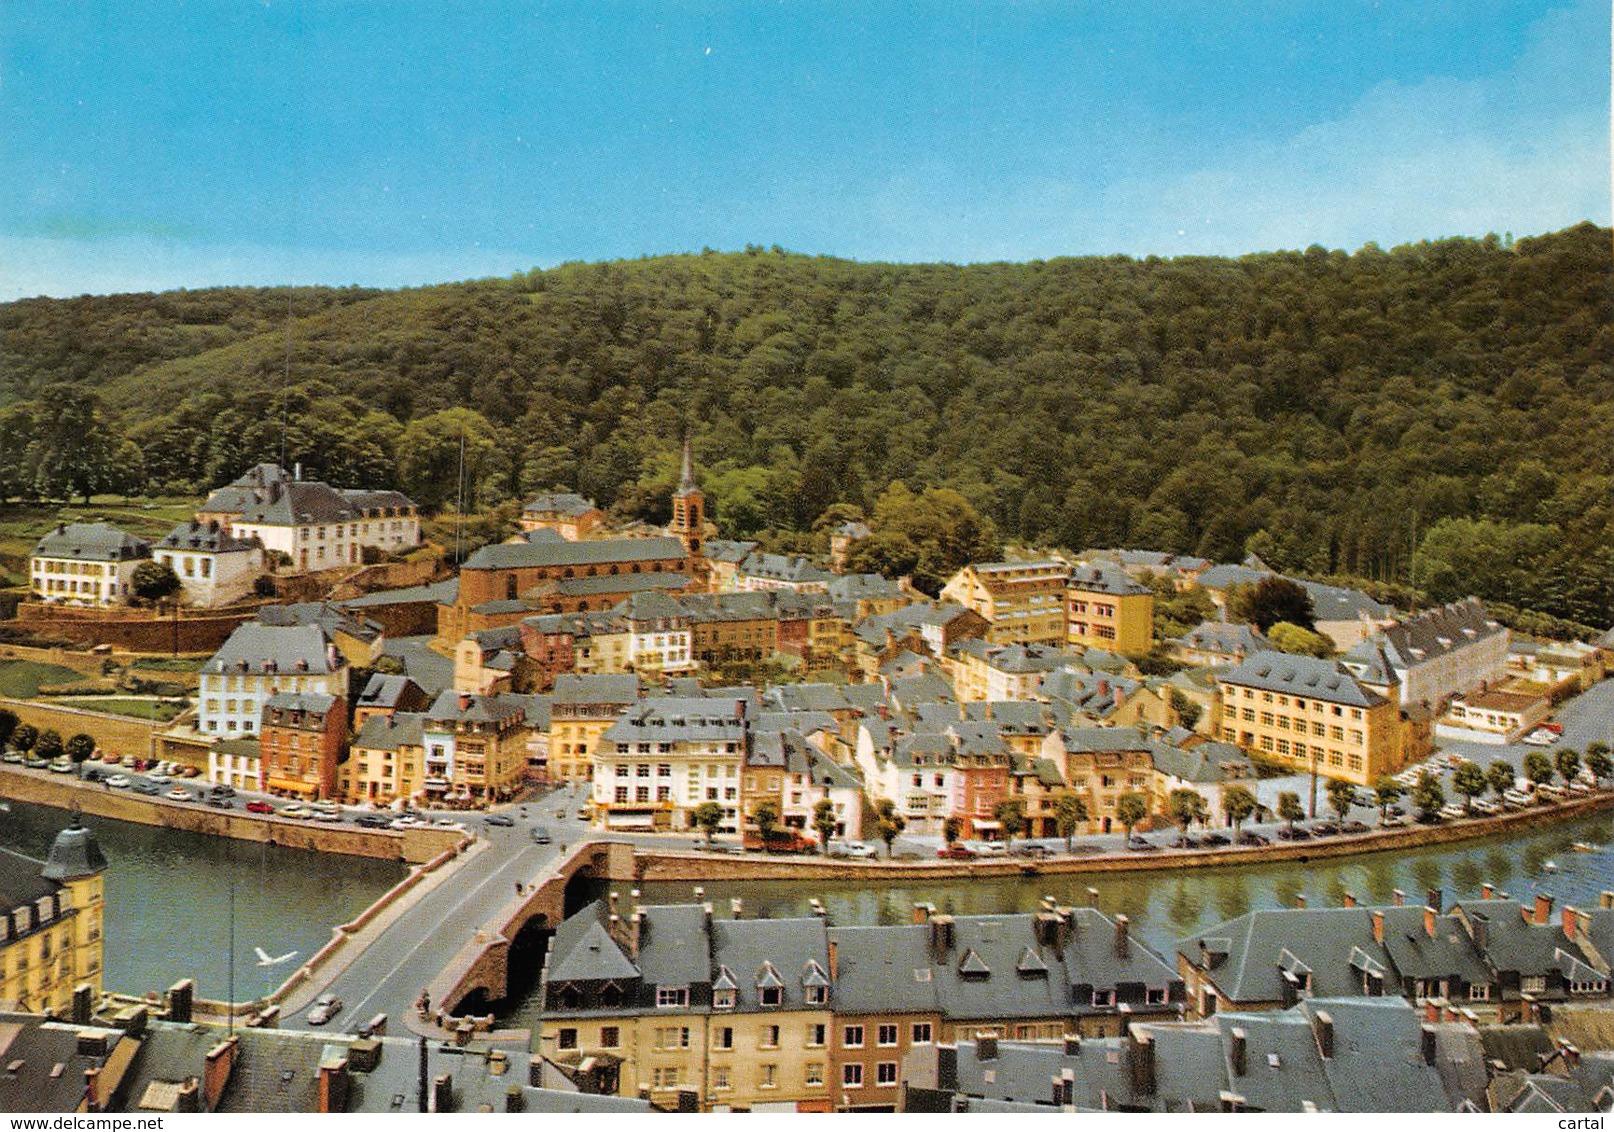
(877, 1024, 898, 1047)
(1092, 989, 1115, 1007)
(712, 1066, 731, 1091)
(805, 1062, 824, 1087)
(843, 1025, 865, 1048)
(843, 1063, 863, 1088)
(805, 985, 827, 1005)
(877, 1062, 898, 1086)
(760, 1025, 780, 1049)
(614, 786, 629, 804)
(1521, 976, 1548, 995)
(912, 1023, 933, 1044)
(657, 986, 689, 1008)
(651, 1066, 681, 1090)
(759, 1064, 778, 1089)
(713, 988, 735, 1010)
(1468, 985, 1491, 1001)
(654, 1026, 691, 1049)
(657, 763, 671, 776)
(759, 985, 782, 1006)
(1147, 987, 1168, 1005)
(807, 1024, 826, 1047)
(637, 763, 651, 777)
(714, 1026, 734, 1051)
(636, 786, 651, 803)
(599, 1026, 620, 1048)
(558, 1028, 577, 1050)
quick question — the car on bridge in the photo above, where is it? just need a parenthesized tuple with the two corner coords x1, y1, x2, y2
(531, 826, 553, 844)
(246, 800, 276, 814)
(106, 774, 131, 788)
(307, 993, 343, 1026)
(484, 813, 515, 828)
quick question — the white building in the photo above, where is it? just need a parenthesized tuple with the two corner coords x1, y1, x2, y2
(594, 697, 748, 834)
(852, 722, 955, 836)
(746, 727, 865, 843)
(1342, 598, 1509, 713)
(197, 621, 348, 737)
(30, 522, 149, 607)
(197, 463, 419, 573)
(153, 520, 264, 607)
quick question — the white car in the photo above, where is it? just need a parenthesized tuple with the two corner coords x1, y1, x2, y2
(147, 772, 173, 784)
(964, 841, 1008, 858)
(106, 773, 131, 788)
(1438, 803, 1468, 821)
(1522, 729, 1559, 746)
(828, 841, 877, 860)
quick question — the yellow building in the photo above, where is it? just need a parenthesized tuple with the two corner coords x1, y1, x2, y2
(547, 673, 641, 786)
(0, 821, 107, 1016)
(940, 561, 1069, 647)
(946, 640, 1070, 702)
(1065, 565, 1155, 655)
(345, 711, 426, 805)
(520, 492, 605, 541)
(1213, 650, 1405, 786)
(1043, 727, 1160, 834)
(421, 691, 533, 806)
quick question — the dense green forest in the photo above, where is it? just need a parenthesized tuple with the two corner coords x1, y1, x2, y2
(1, 223, 1610, 626)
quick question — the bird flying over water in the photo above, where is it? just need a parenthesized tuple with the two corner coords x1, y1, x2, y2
(255, 946, 297, 967)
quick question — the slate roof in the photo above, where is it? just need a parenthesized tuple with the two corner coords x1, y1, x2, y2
(156, 519, 261, 554)
(337, 578, 459, 608)
(1068, 564, 1152, 596)
(763, 684, 857, 714)
(601, 698, 746, 744)
(675, 591, 777, 622)
(258, 602, 382, 645)
(1296, 579, 1395, 623)
(1174, 620, 1270, 657)
(1216, 651, 1386, 708)
(262, 691, 338, 716)
(890, 673, 956, 709)
(204, 622, 339, 676)
(0, 1018, 119, 1112)
(543, 572, 691, 598)
(635, 904, 713, 988)
(33, 521, 149, 562)
(354, 712, 426, 751)
(736, 552, 834, 585)
(827, 573, 905, 603)
(949, 638, 1071, 672)
(1347, 598, 1504, 674)
(522, 492, 599, 517)
(1178, 907, 1392, 1003)
(0, 846, 57, 911)
(549, 673, 641, 706)
(709, 917, 829, 1011)
(461, 536, 686, 571)
(424, 690, 527, 726)
(702, 539, 759, 564)
(379, 636, 454, 697)
(1195, 564, 1270, 592)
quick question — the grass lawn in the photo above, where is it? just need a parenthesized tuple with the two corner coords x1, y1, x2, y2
(129, 657, 204, 673)
(0, 660, 88, 698)
(0, 495, 202, 572)
(69, 698, 186, 722)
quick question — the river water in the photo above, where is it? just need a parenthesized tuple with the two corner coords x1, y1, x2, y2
(0, 800, 406, 1002)
(636, 810, 1614, 956)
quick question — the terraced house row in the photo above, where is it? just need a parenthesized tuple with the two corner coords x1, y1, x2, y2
(535, 898, 1184, 1112)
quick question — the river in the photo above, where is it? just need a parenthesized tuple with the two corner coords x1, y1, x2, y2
(0, 800, 406, 1002)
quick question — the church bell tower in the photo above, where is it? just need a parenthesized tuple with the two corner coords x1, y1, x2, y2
(670, 435, 705, 559)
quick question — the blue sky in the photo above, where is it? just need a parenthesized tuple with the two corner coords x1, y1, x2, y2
(1, 1, 1607, 298)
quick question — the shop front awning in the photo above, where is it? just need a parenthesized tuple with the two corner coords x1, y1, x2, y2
(605, 813, 656, 831)
(972, 820, 1002, 831)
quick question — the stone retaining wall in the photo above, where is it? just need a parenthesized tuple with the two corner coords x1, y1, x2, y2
(12, 602, 256, 652)
(633, 791, 1614, 882)
(0, 696, 164, 756)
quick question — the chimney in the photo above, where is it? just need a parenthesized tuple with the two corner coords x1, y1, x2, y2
(629, 911, 643, 956)
(175, 1080, 201, 1113)
(347, 1039, 381, 1072)
(458, 692, 471, 712)
(931, 915, 956, 955)
(828, 939, 838, 980)
(1087, 888, 1100, 907)
(731, 897, 743, 919)
(1342, 892, 1357, 908)
(1563, 906, 1580, 940)
(83, 1066, 103, 1113)
(488, 1050, 508, 1077)
(1562, 1042, 1582, 1069)
(76, 1032, 109, 1058)
(1427, 888, 1443, 913)
(1472, 915, 1489, 952)
(203, 1037, 239, 1111)
(318, 1057, 351, 1114)
(1130, 1034, 1156, 1095)
(431, 1072, 454, 1113)
(1602, 891, 1614, 911)
(1114, 913, 1131, 958)
(1482, 883, 1495, 900)
(1064, 1035, 1082, 1057)
(1371, 909, 1385, 944)
(72, 984, 93, 1026)
(1230, 1028, 1247, 1076)
(1535, 893, 1554, 925)
(1313, 1011, 1334, 1059)
(505, 1087, 525, 1113)
(1420, 1025, 1438, 1066)
(1295, 894, 1307, 909)
(976, 1035, 998, 1061)
(167, 979, 194, 1024)
(1424, 1000, 1440, 1025)
(1392, 889, 1406, 906)
(912, 903, 931, 925)
(1423, 906, 1438, 939)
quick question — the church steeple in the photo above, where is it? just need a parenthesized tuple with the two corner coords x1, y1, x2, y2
(670, 433, 704, 558)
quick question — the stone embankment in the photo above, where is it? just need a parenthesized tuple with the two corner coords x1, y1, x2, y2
(633, 791, 1614, 882)
(0, 764, 461, 863)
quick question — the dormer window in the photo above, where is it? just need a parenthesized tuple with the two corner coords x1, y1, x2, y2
(760, 986, 782, 1006)
(756, 960, 786, 1006)
(714, 988, 736, 1010)
(1091, 988, 1115, 1007)
(805, 985, 827, 1005)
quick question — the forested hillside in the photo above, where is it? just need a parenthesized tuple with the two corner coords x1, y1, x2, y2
(1, 223, 1610, 625)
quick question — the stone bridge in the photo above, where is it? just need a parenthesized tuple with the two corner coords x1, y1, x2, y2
(429, 839, 636, 1016)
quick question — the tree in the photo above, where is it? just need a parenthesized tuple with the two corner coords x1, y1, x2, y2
(943, 815, 963, 848)
(1267, 621, 1333, 657)
(1374, 776, 1403, 824)
(690, 801, 725, 846)
(1168, 688, 1202, 731)
(1523, 749, 1555, 787)
(0, 708, 17, 751)
(811, 799, 838, 855)
(1488, 760, 1517, 798)
(131, 560, 182, 604)
(842, 480, 1000, 594)
(11, 723, 37, 754)
(1115, 793, 1148, 842)
(1556, 746, 1583, 785)
(1229, 577, 1316, 632)
(1222, 785, 1257, 834)
(34, 729, 63, 761)
(1053, 793, 1087, 852)
(751, 800, 781, 846)
(395, 407, 498, 515)
(874, 798, 906, 858)
(65, 733, 96, 765)
(993, 798, 1026, 849)
(1167, 788, 1207, 837)
(1411, 771, 1445, 821)
(1276, 791, 1305, 831)
(1586, 742, 1612, 785)
(1452, 761, 1488, 813)
(1325, 778, 1356, 823)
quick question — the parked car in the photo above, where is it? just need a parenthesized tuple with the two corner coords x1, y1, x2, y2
(1169, 836, 1202, 850)
(1275, 826, 1312, 841)
(313, 806, 343, 822)
(278, 804, 311, 819)
(1309, 822, 1340, 837)
(354, 814, 391, 829)
(1, 752, 21, 764)
(1472, 799, 1503, 815)
(147, 772, 173, 784)
(306, 994, 344, 1026)
(965, 841, 1007, 858)
(1502, 789, 1536, 809)
(937, 845, 977, 860)
(530, 826, 553, 844)
(573, 807, 590, 820)
(1234, 831, 1270, 847)
(828, 841, 877, 860)
(246, 800, 276, 814)
(1012, 844, 1055, 859)
(389, 816, 421, 830)
(132, 781, 161, 796)
(1200, 832, 1231, 847)
(25, 757, 51, 769)
(1522, 729, 1559, 746)
(165, 788, 193, 802)
(106, 773, 131, 789)
(1353, 789, 1378, 808)
(484, 813, 516, 828)
(46, 758, 73, 774)
(1380, 813, 1408, 827)
(83, 767, 106, 783)
(1126, 836, 1162, 853)
(210, 783, 236, 798)
(206, 797, 234, 809)
(1568, 782, 1593, 796)
(1340, 820, 1371, 835)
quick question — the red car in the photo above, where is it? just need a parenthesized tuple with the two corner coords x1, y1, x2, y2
(937, 845, 977, 860)
(246, 800, 275, 814)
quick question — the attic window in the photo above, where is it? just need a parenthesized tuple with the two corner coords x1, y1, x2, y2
(914, 968, 932, 983)
(1267, 1053, 1281, 1069)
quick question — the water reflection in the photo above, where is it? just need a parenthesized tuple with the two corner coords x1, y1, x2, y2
(0, 800, 406, 1000)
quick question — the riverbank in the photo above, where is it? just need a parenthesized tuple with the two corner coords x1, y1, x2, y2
(0, 764, 462, 863)
(632, 790, 1614, 881)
